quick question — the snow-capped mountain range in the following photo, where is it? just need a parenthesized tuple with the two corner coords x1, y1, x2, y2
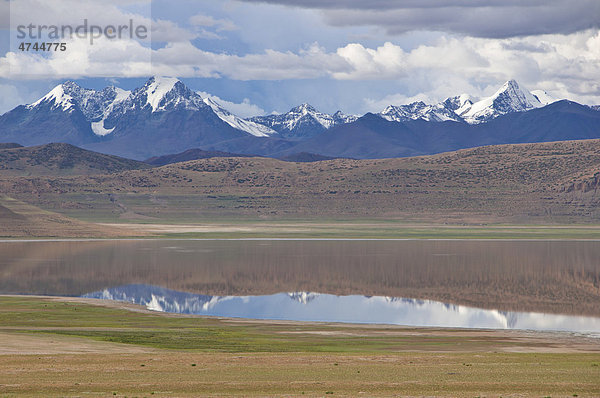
(15, 77, 561, 140)
(379, 101, 462, 123)
(0, 76, 598, 160)
(23, 76, 276, 140)
(378, 80, 557, 125)
(249, 103, 358, 140)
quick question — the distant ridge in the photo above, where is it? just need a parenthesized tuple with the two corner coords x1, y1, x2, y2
(0, 143, 23, 150)
(0, 142, 149, 176)
(278, 152, 339, 162)
(145, 148, 257, 166)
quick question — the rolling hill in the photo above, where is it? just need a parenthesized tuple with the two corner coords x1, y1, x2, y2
(0, 143, 150, 176)
(1, 139, 599, 224)
(145, 148, 255, 166)
(0, 196, 137, 238)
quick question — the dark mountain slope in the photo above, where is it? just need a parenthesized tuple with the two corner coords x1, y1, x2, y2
(0, 143, 23, 150)
(471, 100, 600, 144)
(145, 148, 255, 166)
(278, 152, 339, 162)
(0, 104, 101, 147)
(281, 100, 600, 159)
(83, 107, 249, 160)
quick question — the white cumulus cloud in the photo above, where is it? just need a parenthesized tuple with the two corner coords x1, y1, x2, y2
(2, 26, 600, 106)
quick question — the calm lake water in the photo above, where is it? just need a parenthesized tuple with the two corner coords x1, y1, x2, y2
(2, 239, 600, 332)
(84, 284, 600, 334)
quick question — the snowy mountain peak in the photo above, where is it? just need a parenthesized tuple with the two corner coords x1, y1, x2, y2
(291, 104, 336, 128)
(380, 101, 461, 123)
(29, 84, 76, 112)
(143, 76, 179, 111)
(126, 76, 205, 113)
(291, 103, 317, 113)
(457, 93, 473, 104)
(494, 80, 542, 108)
(248, 103, 349, 139)
(112, 86, 132, 102)
(87, 86, 132, 136)
(27, 81, 134, 127)
(374, 81, 562, 126)
(461, 80, 543, 124)
(502, 79, 519, 90)
(61, 80, 82, 91)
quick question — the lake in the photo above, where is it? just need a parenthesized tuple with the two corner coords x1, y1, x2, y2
(1, 239, 600, 332)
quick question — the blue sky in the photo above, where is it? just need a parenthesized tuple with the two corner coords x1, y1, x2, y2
(1, 0, 599, 116)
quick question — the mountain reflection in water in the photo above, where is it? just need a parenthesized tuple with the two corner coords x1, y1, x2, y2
(83, 284, 600, 334)
(2, 239, 600, 317)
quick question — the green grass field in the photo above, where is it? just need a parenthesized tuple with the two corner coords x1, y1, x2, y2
(0, 296, 516, 352)
(0, 296, 599, 397)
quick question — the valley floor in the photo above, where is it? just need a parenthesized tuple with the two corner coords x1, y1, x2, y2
(0, 296, 599, 397)
(4, 190, 600, 240)
(101, 220, 600, 239)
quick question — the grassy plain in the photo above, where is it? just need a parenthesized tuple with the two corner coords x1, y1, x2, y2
(4, 197, 600, 240)
(0, 296, 599, 397)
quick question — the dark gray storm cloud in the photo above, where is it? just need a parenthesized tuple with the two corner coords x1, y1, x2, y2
(237, 0, 600, 38)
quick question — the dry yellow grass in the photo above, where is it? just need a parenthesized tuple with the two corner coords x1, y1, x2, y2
(2, 351, 600, 397)
(0, 196, 144, 238)
(0, 296, 599, 397)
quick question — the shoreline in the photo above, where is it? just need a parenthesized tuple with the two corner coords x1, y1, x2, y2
(2, 294, 600, 344)
(4, 237, 600, 242)
(6, 220, 600, 240)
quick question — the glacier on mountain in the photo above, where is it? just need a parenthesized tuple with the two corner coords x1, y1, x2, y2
(144, 76, 180, 112)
